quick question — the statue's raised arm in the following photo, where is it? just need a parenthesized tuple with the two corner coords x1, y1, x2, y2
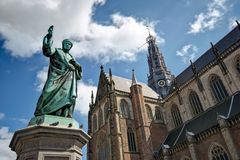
(42, 25, 55, 57)
(35, 26, 82, 118)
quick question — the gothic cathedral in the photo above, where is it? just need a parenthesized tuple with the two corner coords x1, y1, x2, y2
(87, 23, 240, 160)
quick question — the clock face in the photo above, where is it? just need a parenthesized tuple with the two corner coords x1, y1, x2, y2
(158, 80, 165, 87)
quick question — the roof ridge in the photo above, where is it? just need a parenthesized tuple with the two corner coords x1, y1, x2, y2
(173, 123, 186, 146)
(227, 95, 235, 118)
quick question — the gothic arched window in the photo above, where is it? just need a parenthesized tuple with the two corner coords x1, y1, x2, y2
(210, 75, 228, 102)
(155, 107, 163, 121)
(127, 128, 137, 152)
(209, 144, 229, 160)
(104, 102, 109, 123)
(98, 109, 103, 127)
(93, 114, 98, 132)
(146, 105, 153, 120)
(189, 91, 204, 116)
(120, 99, 130, 118)
(171, 105, 183, 127)
(236, 57, 240, 73)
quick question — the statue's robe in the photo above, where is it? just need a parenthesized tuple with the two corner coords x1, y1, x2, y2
(34, 38, 81, 116)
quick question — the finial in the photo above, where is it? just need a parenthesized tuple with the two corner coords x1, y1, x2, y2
(131, 69, 137, 86)
(210, 42, 219, 56)
(109, 68, 112, 82)
(100, 65, 103, 71)
(91, 90, 94, 104)
(236, 20, 240, 30)
(210, 42, 214, 48)
(190, 60, 197, 74)
(147, 25, 151, 36)
(109, 68, 112, 77)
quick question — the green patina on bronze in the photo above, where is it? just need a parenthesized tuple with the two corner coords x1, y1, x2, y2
(34, 26, 82, 118)
(29, 115, 80, 128)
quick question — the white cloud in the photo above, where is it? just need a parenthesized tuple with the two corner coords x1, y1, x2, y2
(36, 67, 48, 91)
(228, 17, 239, 30)
(0, 0, 162, 63)
(0, 127, 16, 160)
(36, 67, 97, 116)
(188, 0, 227, 34)
(176, 44, 198, 64)
(0, 113, 5, 120)
(75, 82, 97, 116)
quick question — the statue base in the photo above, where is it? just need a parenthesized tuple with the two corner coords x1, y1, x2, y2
(9, 116, 91, 160)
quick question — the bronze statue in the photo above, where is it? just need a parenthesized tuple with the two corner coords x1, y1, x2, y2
(34, 26, 82, 118)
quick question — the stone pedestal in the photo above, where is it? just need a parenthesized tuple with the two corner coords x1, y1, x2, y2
(9, 116, 91, 160)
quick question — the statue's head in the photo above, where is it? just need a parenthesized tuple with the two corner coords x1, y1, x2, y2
(62, 39, 73, 52)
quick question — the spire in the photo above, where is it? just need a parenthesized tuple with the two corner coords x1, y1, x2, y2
(146, 29, 173, 97)
(132, 69, 137, 86)
(91, 90, 94, 105)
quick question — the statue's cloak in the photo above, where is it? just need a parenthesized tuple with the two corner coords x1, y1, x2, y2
(34, 48, 81, 116)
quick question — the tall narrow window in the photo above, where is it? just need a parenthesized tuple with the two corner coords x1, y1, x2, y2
(127, 128, 137, 152)
(93, 114, 98, 132)
(98, 109, 103, 127)
(189, 91, 204, 116)
(146, 105, 153, 120)
(210, 75, 228, 102)
(104, 102, 109, 123)
(120, 99, 130, 118)
(236, 57, 240, 73)
(210, 144, 229, 160)
(171, 105, 183, 127)
(155, 107, 163, 121)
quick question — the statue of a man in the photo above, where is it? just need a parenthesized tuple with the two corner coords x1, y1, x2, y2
(34, 26, 82, 118)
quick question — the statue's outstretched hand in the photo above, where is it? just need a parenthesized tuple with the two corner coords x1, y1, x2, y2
(47, 25, 54, 39)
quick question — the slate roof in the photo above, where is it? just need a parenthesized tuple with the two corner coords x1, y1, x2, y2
(169, 26, 240, 93)
(162, 91, 240, 148)
(107, 75, 159, 99)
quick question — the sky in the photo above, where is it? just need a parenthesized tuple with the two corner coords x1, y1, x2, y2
(0, 0, 239, 159)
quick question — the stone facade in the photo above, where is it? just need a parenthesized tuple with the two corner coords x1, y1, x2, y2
(88, 25, 240, 160)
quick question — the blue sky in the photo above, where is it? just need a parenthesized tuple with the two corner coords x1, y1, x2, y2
(0, 0, 239, 159)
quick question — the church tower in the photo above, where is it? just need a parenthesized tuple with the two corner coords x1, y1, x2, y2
(147, 33, 173, 98)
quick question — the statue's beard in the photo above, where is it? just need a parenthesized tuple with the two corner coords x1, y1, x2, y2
(63, 48, 71, 53)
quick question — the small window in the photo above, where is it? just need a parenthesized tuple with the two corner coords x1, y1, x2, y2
(210, 75, 228, 102)
(104, 102, 109, 122)
(171, 105, 183, 127)
(93, 114, 98, 132)
(120, 99, 130, 118)
(98, 109, 103, 127)
(155, 107, 163, 121)
(210, 144, 229, 160)
(146, 105, 153, 120)
(189, 91, 204, 116)
(127, 128, 137, 152)
(236, 57, 240, 74)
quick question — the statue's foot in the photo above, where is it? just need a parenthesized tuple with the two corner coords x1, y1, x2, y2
(67, 114, 72, 118)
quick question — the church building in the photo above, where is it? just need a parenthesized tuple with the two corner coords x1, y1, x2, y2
(87, 22, 240, 160)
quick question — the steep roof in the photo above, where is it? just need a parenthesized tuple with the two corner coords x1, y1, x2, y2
(163, 91, 240, 148)
(107, 75, 159, 99)
(168, 26, 240, 94)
